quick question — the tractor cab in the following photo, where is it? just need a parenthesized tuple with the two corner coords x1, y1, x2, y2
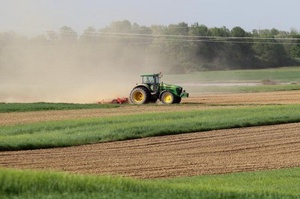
(141, 73, 161, 92)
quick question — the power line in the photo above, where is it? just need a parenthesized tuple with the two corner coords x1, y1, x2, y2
(79, 32, 300, 45)
(1, 28, 300, 46)
(1, 26, 300, 40)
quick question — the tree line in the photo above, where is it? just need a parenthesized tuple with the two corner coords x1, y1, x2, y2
(1, 20, 300, 73)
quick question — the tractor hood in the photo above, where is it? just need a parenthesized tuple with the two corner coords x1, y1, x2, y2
(161, 83, 189, 98)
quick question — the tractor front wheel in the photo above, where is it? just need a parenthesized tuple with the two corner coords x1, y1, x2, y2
(174, 96, 182, 103)
(161, 91, 175, 104)
(129, 87, 150, 104)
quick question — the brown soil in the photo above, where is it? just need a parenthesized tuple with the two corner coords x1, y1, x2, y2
(1, 90, 299, 126)
(0, 91, 299, 179)
(0, 104, 229, 126)
(187, 90, 300, 104)
(1, 123, 299, 179)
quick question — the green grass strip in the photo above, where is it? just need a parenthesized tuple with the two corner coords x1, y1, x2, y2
(1, 167, 300, 199)
(0, 104, 300, 151)
(187, 84, 300, 94)
(159, 167, 300, 198)
(0, 102, 120, 113)
(166, 66, 300, 82)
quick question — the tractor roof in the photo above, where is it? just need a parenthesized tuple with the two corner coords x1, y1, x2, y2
(140, 73, 160, 77)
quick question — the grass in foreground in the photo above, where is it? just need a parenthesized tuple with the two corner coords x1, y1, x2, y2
(0, 104, 300, 151)
(1, 167, 300, 199)
(0, 102, 120, 113)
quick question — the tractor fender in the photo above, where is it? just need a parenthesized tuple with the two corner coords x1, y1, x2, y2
(159, 90, 168, 100)
(132, 84, 151, 92)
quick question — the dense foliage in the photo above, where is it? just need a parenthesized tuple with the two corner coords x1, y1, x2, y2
(1, 20, 300, 73)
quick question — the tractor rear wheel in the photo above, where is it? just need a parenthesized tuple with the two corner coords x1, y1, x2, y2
(161, 91, 175, 104)
(130, 87, 150, 104)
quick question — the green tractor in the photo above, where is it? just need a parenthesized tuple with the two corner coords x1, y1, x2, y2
(129, 73, 189, 104)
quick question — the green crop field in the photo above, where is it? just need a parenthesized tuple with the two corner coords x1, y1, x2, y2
(0, 102, 119, 113)
(164, 66, 300, 93)
(1, 67, 300, 198)
(1, 167, 300, 199)
(1, 103, 300, 198)
(165, 67, 300, 83)
(1, 104, 300, 151)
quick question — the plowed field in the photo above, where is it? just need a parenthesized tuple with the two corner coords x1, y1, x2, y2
(0, 91, 300, 179)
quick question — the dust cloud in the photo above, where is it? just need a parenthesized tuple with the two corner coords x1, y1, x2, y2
(0, 35, 160, 103)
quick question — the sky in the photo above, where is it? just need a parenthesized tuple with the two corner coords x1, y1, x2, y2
(1, 0, 300, 102)
(0, 0, 300, 35)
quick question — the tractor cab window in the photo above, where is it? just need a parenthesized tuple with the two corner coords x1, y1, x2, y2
(143, 76, 155, 84)
(142, 75, 160, 84)
(154, 75, 160, 84)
